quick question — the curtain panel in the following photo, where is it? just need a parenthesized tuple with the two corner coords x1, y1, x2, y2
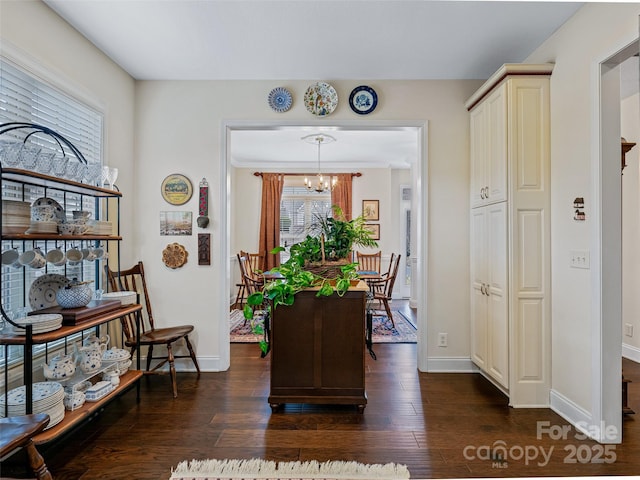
(258, 173, 285, 270)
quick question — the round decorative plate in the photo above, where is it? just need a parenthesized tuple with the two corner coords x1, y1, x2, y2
(32, 197, 65, 223)
(349, 85, 378, 115)
(304, 82, 338, 117)
(161, 174, 193, 206)
(267, 87, 293, 113)
(162, 242, 188, 269)
(29, 274, 71, 310)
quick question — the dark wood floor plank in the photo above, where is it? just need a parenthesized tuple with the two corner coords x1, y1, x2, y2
(1, 342, 637, 479)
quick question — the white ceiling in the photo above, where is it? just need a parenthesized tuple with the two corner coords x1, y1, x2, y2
(42, 1, 601, 169)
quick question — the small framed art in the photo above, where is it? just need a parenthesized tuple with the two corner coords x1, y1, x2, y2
(161, 173, 193, 206)
(160, 211, 193, 236)
(362, 200, 379, 221)
(364, 224, 380, 240)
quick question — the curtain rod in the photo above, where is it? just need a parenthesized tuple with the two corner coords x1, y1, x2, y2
(253, 172, 362, 177)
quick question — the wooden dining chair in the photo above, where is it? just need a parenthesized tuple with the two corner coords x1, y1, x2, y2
(105, 261, 200, 398)
(231, 251, 266, 310)
(356, 251, 382, 273)
(237, 253, 265, 310)
(367, 254, 402, 327)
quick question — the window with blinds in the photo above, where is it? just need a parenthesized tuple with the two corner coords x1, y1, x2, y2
(1, 58, 104, 367)
(279, 186, 332, 262)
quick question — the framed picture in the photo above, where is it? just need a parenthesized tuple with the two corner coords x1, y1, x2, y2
(160, 211, 193, 235)
(364, 223, 380, 240)
(161, 173, 193, 206)
(362, 200, 379, 221)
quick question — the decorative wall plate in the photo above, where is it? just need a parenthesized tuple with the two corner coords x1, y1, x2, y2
(268, 87, 293, 113)
(304, 82, 338, 116)
(161, 174, 193, 206)
(349, 85, 378, 115)
(162, 242, 188, 269)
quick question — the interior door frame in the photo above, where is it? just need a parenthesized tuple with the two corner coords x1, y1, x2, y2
(219, 120, 429, 371)
(592, 37, 638, 443)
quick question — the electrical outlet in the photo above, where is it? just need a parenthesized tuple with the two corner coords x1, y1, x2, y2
(570, 250, 590, 269)
(625, 323, 634, 337)
(438, 333, 448, 347)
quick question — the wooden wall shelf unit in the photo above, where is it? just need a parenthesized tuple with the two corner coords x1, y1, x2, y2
(1, 166, 140, 445)
(268, 282, 368, 413)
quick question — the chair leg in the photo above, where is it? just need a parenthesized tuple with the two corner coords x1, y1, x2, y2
(232, 284, 246, 311)
(146, 344, 154, 372)
(25, 440, 52, 480)
(383, 299, 395, 327)
(167, 343, 178, 398)
(184, 335, 200, 375)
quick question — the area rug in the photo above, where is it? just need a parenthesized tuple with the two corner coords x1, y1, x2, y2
(170, 458, 410, 480)
(230, 309, 417, 344)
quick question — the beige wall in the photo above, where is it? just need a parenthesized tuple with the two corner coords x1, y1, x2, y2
(622, 92, 640, 359)
(135, 79, 479, 369)
(0, 0, 137, 266)
(525, 2, 640, 418)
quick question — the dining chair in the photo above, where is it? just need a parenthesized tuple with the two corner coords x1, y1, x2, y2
(356, 250, 382, 274)
(367, 254, 402, 327)
(105, 261, 200, 398)
(231, 251, 266, 310)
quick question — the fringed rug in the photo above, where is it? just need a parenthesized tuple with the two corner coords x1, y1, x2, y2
(170, 458, 410, 480)
(229, 309, 417, 344)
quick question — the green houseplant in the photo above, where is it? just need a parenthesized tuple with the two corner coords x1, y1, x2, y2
(244, 205, 378, 354)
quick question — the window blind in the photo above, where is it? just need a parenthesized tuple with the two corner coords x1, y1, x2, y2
(0, 58, 104, 367)
(279, 186, 332, 262)
(0, 59, 102, 164)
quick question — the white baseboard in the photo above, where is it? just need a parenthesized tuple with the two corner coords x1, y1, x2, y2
(426, 356, 478, 372)
(622, 342, 640, 363)
(549, 389, 601, 441)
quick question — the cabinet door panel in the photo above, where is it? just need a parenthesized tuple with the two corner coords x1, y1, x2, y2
(470, 103, 487, 208)
(487, 202, 509, 388)
(470, 207, 488, 368)
(486, 84, 508, 204)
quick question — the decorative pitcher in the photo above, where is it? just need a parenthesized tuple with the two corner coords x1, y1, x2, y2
(43, 353, 76, 380)
(83, 333, 110, 350)
(75, 342, 106, 374)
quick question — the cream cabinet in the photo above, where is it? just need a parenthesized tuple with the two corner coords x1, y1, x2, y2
(470, 83, 507, 208)
(467, 64, 552, 407)
(470, 202, 508, 388)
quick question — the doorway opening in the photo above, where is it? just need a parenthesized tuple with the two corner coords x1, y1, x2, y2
(221, 121, 428, 370)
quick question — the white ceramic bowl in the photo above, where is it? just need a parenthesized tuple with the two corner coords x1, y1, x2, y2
(102, 291, 137, 305)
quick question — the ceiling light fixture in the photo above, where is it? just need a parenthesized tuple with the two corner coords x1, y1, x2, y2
(302, 133, 337, 193)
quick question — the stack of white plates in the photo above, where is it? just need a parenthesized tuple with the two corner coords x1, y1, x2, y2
(87, 220, 113, 235)
(2, 200, 30, 234)
(0, 381, 66, 429)
(12, 313, 63, 335)
(102, 291, 136, 306)
(25, 220, 58, 235)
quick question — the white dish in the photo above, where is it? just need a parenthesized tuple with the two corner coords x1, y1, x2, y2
(102, 291, 137, 305)
(29, 274, 71, 310)
(32, 197, 65, 223)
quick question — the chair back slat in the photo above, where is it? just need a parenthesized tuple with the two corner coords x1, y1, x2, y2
(385, 254, 402, 297)
(237, 254, 264, 296)
(356, 251, 382, 273)
(105, 261, 154, 343)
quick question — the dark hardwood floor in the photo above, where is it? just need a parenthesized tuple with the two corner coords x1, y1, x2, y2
(3, 343, 640, 479)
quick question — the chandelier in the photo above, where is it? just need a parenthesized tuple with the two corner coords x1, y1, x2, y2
(302, 133, 337, 193)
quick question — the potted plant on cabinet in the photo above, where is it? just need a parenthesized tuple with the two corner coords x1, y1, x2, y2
(244, 205, 378, 355)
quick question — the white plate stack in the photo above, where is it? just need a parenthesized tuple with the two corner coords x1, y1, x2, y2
(87, 220, 113, 235)
(0, 382, 66, 429)
(25, 220, 58, 235)
(12, 314, 63, 335)
(1, 200, 30, 234)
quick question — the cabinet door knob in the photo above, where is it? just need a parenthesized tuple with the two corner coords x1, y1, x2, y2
(480, 187, 485, 199)
(484, 186, 489, 199)
(485, 283, 490, 296)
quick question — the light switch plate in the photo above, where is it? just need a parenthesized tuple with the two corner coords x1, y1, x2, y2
(570, 250, 590, 269)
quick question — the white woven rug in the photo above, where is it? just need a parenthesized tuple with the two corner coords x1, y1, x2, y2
(170, 458, 410, 480)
